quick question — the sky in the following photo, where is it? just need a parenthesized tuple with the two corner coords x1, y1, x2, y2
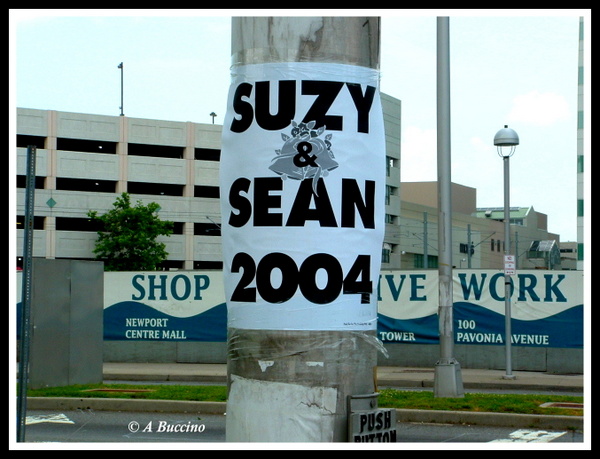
(10, 9, 590, 242)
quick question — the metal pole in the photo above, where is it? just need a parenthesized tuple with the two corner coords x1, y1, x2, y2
(423, 211, 428, 268)
(224, 17, 382, 442)
(118, 62, 124, 116)
(17, 145, 36, 442)
(433, 17, 463, 398)
(503, 156, 515, 379)
(467, 224, 472, 268)
(515, 231, 519, 269)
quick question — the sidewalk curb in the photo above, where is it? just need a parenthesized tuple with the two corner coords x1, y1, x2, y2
(27, 397, 227, 415)
(103, 373, 227, 383)
(104, 373, 584, 393)
(26, 397, 583, 430)
(393, 408, 583, 430)
(375, 378, 585, 393)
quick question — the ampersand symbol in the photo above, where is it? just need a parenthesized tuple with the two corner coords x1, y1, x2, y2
(293, 141, 318, 168)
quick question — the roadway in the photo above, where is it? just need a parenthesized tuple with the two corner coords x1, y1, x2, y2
(21, 409, 584, 445)
(14, 362, 586, 448)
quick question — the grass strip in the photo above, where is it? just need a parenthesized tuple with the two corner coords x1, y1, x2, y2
(25, 384, 583, 417)
(377, 388, 583, 416)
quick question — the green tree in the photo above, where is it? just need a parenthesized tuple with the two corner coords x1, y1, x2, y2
(87, 193, 174, 271)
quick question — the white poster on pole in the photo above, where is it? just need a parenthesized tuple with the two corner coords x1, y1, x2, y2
(220, 62, 385, 331)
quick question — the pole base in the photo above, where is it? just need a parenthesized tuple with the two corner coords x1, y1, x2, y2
(434, 360, 464, 398)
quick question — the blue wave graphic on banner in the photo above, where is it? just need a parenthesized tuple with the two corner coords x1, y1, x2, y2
(453, 301, 583, 348)
(377, 303, 582, 348)
(21, 298, 584, 348)
(104, 301, 228, 342)
(377, 313, 439, 344)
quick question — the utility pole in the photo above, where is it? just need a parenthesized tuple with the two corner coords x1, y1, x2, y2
(433, 17, 464, 398)
(467, 224, 472, 268)
(423, 211, 428, 268)
(220, 17, 385, 442)
(118, 62, 124, 116)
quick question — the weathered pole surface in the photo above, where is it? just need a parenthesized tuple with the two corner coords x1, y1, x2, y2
(220, 17, 384, 442)
(433, 16, 464, 398)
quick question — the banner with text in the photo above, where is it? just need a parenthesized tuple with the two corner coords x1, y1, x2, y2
(102, 271, 227, 342)
(17, 269, 583, 348)
(377, 270, 583, 348)
(219, 62, 386, 331)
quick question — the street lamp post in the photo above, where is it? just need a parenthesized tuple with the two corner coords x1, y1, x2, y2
(494, 125, 519, 380)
